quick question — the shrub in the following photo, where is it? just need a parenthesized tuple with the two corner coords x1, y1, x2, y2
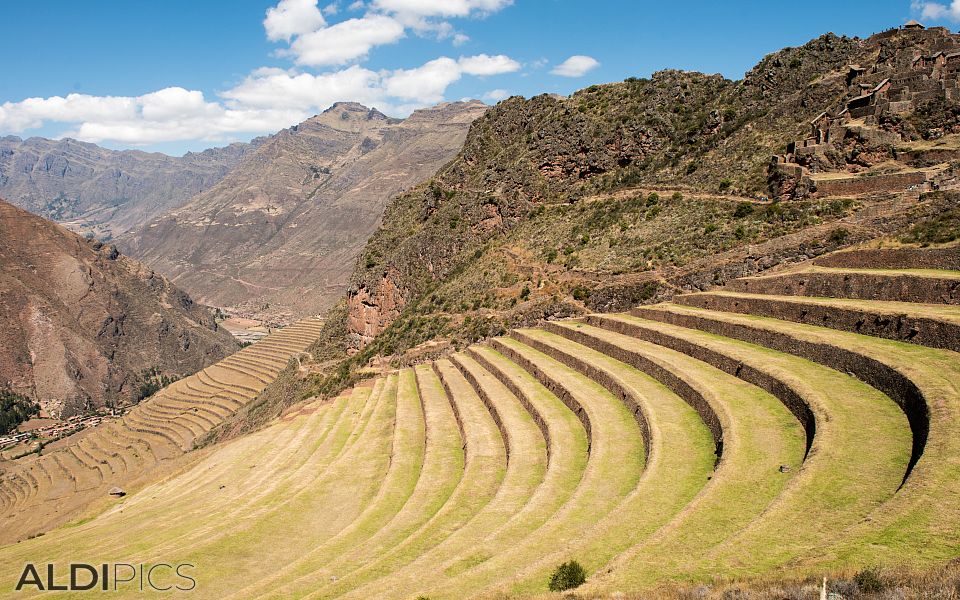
(900, 207, 960, 245)
(734, 225, 746, 240)
(572, 285, 591, 302)
(719, 178, 733, 192)
(545, 248, 558, 263)
(671, 191, 684, 202)
(646, 192, 660, 206)
(704, 223, 718, 234)
(548, 560, 587, 592)
(520, 285, 531, 300)
(854, 568, 884, 593)
(828, 227, 850, 244)
(733, 201, 754, 218)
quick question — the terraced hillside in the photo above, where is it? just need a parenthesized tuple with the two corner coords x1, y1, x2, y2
(0, 246, 957, 598)
(0, 318, 324, 545)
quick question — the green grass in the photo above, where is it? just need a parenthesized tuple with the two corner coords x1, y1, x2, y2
(550, 320, 804, 591)
(313, 359, 508, 598)
(602, 313, 910, 579)
(480, 328, 716, 598)
(637, 303, 960, 570)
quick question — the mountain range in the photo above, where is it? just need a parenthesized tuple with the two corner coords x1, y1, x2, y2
(0, 135, 261, 240)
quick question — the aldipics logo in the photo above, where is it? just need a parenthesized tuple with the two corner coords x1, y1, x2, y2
(15, 563, 196, 593)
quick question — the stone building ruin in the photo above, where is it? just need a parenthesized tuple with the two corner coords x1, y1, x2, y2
(770, 21, 960, 199)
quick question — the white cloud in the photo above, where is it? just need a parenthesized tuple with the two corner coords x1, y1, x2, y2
(458, 54, 521, 75)
(0, 48, 521, 145)
(264, 0, 327, 41)
(370, 0, 512, 18)
(384, 57, 462, 102)
(383, 54, 518, 102)
(223, 65, 384, 109)
(0, 87, 311, 145)
(288, 14, 405, 66)
(551, 55, 600, 77)
(912, 0, 960, 20)
(482, 89, 510, 102)
(0, 0, 522, 148)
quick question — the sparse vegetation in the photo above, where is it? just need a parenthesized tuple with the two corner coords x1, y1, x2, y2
(900, 207, 960, 245)
(0, 386, 39, 435)
(136, 367, 181, 402)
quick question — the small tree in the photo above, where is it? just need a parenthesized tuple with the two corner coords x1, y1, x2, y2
(548, 560, 587, 592)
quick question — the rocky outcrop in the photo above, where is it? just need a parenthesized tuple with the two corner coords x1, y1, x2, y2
(121, 101, 488, 321)
(0, 136, 260, 239)
(0, 199, 237, 417)
(346, 269, 407, 346)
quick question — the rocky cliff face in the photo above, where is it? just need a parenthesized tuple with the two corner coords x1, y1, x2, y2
(0, 200, 237, 417)
(119, 101, 488, 321)
(0, 136, 259, 240)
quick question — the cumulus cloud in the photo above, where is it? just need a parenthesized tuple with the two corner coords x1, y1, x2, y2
(482, 89, 510, 102)
(0, 87, 309, 144)
(912, 0, 960, 20)
(264, 0, 327, 41)
(0, 49, 520, 145)
(0, 0, 521, 147)
(551, 55, 600, 77)
(384, 54, 518, 102)
(223, 65, 384, 109)
(288, 14, 405, 66)
(458, 54, 521, 75)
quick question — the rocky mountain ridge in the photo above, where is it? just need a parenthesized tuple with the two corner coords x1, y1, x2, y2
(0, 135, 261, 240)
(119, 100, 489, 322)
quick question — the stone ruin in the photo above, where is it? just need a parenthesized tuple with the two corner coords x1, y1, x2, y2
(770, 21, 960, 199)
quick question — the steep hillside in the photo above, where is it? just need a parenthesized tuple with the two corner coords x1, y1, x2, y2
(0, 200, 237, 418)
(0, 136, 259, 239)
(296, 26, 960, 377)
(120, 101, 488, 322)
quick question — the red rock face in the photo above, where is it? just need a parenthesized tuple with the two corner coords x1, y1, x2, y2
(347, 269, 407, 346)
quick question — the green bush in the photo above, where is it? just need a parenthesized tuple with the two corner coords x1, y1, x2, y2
(520, 285, 531, 300)
(719, 178, 733, 192)
(733, 201, 754, 218)
(548, 560, 587, 592)
(828, 227, 850, 244)
(854, 568, 884, 593)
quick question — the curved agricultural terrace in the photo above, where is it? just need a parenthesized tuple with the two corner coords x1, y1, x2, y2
(0, 318, 325, 545)
(1, 248, 959, 598)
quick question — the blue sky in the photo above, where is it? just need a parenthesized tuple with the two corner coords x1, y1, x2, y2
(0, 0, 955, 155)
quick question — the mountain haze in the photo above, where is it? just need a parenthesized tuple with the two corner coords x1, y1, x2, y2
(0, 135, 260, 240)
